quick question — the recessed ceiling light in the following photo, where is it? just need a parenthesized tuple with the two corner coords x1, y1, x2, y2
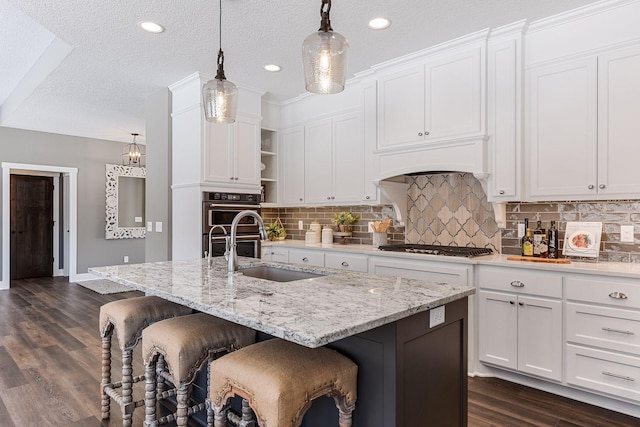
(264, 64, 282, 72)
(368, 17, 391, 30)
(139, 21, 165, 34)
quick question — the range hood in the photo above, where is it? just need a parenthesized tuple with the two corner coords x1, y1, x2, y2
(373, 136, 506, 228)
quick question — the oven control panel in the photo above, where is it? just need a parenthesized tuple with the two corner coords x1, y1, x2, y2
(204, 192, 260, 204)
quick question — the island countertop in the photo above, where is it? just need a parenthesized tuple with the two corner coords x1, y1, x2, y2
(89, 257, 474, 348)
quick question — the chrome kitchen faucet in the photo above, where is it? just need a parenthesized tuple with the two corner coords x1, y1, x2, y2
(228, 210, 268, 272)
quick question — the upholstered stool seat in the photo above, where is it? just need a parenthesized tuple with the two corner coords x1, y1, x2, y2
(209, 339, 358, 427)
(142, 313, 256, 427)
(100, 296, 193, 426)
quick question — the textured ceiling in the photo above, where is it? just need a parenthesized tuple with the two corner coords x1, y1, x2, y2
(1, 0, 600, 144)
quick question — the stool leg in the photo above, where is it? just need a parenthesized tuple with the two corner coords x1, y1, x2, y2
(144, 361, 157, 427)
(240, 399, 256, 427)
(213, 405, 228, 427)
(121, 348, 134, 427)
(338, 408, 354, 427)
(100, 334, 112, 420)
(156, 354, 166, 397)
(176, 384, 189, 426)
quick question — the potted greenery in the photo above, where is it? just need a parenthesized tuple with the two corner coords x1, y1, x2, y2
(332, 211, 360, 233)
(265, 219, 286, 241)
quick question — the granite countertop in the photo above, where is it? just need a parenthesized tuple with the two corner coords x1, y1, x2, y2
(89, 257, 474, 348)
(263, 241, 640, 279)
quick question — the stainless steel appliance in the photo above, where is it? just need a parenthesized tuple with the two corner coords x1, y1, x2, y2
(377, 244, 492, 258)
(202, 192, 261, 258)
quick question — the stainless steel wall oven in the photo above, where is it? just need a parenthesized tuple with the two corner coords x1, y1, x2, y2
(202, 192, 261, 259)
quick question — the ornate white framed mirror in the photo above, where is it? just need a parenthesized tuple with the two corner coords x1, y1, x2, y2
(105, 163, 146, 239)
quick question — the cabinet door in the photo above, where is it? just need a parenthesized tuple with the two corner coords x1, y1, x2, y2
(517, 295, 562, 381)
(203, 122, 234, 183)
(478, 290, 518, 370)
(304, 119, 333, 203)
(234, 116, 261, 185)
(425, 47, 483, 139)
(280, 127, 305, 205)
(598, 45, 640, 197)
(377, 65, 425, 148)
(333, 112, 364, 203)
(527, 58, 598, 198)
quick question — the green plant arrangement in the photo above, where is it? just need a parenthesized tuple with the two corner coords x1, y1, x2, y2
(332, 212, 359, 233)
(265, 219, 286, 241)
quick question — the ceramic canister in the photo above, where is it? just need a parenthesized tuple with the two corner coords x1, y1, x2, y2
(321, 227, 334, 245)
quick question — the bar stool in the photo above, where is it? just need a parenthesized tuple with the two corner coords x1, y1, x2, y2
(209, 338, 358, 427)
(100, 296, 193, 426)
(142, 313, 256, 427)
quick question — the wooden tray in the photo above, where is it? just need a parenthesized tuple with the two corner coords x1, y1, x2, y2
(507, 255, 571, 264)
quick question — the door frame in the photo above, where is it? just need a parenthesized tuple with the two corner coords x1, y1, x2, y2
(1, 162, 78, 289)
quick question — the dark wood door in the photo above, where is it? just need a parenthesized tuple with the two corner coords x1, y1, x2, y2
(10, 175, 54, 279)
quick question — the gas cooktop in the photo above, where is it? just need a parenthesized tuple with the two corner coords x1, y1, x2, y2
(377, 244, 493, 258)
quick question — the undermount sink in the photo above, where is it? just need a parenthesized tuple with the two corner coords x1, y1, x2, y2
(239, 266, 326, 282)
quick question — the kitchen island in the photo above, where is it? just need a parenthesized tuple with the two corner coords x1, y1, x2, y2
(90, 257, 474, 426)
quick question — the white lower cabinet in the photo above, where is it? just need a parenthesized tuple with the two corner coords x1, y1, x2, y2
(261, 247, 289, 263)
(565, 274, 640, 402)
(288, 249, 325, 267)
(477, 266, 563, 381)
(325, 252, 368, 273)
(367, 256, 471, 285)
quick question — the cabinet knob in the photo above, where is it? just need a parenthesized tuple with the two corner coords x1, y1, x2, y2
(588, 184, 595, 189)
(327, 196, 331, 200)
(599, 184, 606, 189)
(365, 195, 370, 200)
(509, 300, 515, 305)
(499, 190, 505, 195)
(518, 302, 524, 306)
(418, 132, 423, 136)
(331, 196, 335, 200)
(424, 131, 430, 136)
(510, 280, 525, 288)
(302, 257, 309, 262)
(230, 177, 234, 180)
(341, 261, 349, 267)
(299, 198, 303, 202)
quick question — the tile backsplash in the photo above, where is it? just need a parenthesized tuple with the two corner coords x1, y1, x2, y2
(503, 201, 640, 263)
(262, 174, 639, 263)
(261, 206, 405, 246)
(406, 173, 502, 252)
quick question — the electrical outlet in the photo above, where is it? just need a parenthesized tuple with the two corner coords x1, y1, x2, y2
(429, 306, 445, 328)
(124, 255, 129, 263)
(155, 221, 162, 233)
(298, 220, 304, 230)
(621, 225, 635, 243)
(368, 222, 375, 232)
(147, 221, 153, 232)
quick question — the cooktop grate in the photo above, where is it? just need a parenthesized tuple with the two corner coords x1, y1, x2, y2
(377, 244, 493, 258)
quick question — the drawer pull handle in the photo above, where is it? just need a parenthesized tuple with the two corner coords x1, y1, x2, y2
(341, 261, 349, 267)
(518, 302, 524, 306)
(608, 292, 628, 300)
(602, 371, 635, 382)
(601, 327, 634, 335)
(509, 300, 515, 305)
(302, 257, 309, 262)
(510, 280, 524, 288)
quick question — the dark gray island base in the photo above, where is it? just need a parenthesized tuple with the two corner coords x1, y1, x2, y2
(300, 297, 468, 427)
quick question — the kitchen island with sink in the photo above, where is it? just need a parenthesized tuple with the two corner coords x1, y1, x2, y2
(90, 257, 474, 426)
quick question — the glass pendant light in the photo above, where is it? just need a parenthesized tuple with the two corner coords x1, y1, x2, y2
(202, 0, 238, 124)
(123, 133, 145, 167)
(302, 0, 350, 94)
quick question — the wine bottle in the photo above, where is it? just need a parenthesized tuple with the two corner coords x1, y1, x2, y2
(521, 218, 529, 256)
(548, 221, 559, 259)
(539, 233, 549, 258)
(522, 229, 534, 257)
(533, 220, 545, 257)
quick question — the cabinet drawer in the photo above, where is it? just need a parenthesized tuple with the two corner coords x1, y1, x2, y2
(261, 248, 289, 263)
(325, 253, 368, 272)
(566, 276, 640, 308)
(368, 257, 470, 285)
(566, 344, 640, 402)
(288, 249, 325, 267)
(477, 266, 562, 298)
(566, 302, 640, 356)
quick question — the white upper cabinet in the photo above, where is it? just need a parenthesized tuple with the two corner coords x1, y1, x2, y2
(597, 45, 640, 197)
(203, 114, 261, 187)
(377, 45, 484, 149)
(280, 126, 305, 205)
(305, 111, 365, 204)
(527, 44, 640, 200)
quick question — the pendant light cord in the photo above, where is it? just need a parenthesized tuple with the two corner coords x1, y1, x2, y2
(215, 0, 226, 80)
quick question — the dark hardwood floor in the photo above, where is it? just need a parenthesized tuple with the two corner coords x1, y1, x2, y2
(0, 277, 638, 426)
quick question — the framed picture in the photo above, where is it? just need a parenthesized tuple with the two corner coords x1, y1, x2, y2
(563, 221, 602, 258)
